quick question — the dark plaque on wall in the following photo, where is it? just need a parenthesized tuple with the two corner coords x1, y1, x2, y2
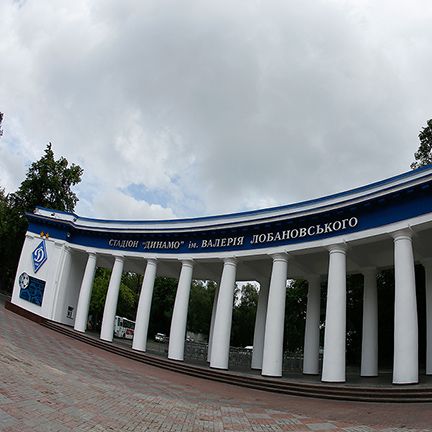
(19, 272, 46, 306)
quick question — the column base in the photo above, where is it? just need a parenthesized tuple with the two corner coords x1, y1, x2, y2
(321, 379, 346, 383)
(303, 372, 320, 376)
(392, 377, 419, 385)
(209, 365, 228, 371)
(261, 372, 282, 378)
(303, 365, 320, 375)
(168, 356, 184, 362)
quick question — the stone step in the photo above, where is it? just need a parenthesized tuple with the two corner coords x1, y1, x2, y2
(42, 320, 432, 403)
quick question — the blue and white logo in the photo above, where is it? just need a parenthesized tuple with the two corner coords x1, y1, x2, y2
(32, 240, 48, 273)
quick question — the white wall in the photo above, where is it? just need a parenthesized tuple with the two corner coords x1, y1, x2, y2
(12, 233, 67, 320)
(52, 250, 87, 325)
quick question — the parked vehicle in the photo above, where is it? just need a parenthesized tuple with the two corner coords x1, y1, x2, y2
(155, 332, 169, 343)
(114, 316, 135, 339)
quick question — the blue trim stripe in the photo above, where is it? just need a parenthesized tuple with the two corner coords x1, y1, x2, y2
(27, 178, 432, 254)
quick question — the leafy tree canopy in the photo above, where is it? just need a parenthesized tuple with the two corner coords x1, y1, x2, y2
(0, 142, 83, 292)
(231, 283, 259, 347)
(187, 280, 216, 335)
(411, 119, 432, 169)
(0, 189, 22, 291)
(284, 279, 308, 353)
(88, 268, 139, 328)
(10, 142, 83, 215)
(148, 277, 178, 337)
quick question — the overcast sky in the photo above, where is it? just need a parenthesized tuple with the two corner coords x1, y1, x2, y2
(1, 0, 431, 220)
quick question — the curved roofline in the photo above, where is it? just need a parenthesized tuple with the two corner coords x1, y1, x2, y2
(35, 165, 432, 226)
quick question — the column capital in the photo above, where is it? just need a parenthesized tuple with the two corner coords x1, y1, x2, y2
(307, 274, 321, 284)
(113, 255, 124, 263)
(146, 257, 157, 264)
(223, 257, 237, 266)
(421, 257, 432, 266)
(327, 244, 347, 254)
(391, 228, 413, 241)
(179, 258, 194, 268)
(269, 252, 289, 262)
(362, 267, 377, 277)
(257, 277, 271, 287)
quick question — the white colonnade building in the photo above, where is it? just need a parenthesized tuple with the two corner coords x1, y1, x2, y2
(11, 167, 432, 384)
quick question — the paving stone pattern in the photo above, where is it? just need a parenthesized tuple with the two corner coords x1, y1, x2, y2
(1, 306, 431, 431)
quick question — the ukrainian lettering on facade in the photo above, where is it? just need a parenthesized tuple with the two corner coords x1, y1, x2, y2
(106, 217, 359, 252)
(10, 166, 432, 385)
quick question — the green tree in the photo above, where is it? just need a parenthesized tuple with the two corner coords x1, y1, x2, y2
(0, 112, 3, 138)
(411, 119, 432, 169)
(0, 188, 7, 224)
(284, 279, 308, 353)
(121, 272, 143, 295)
(88, 268, 111, 327)
(147, 277, 178, 338)
(117, 283, 137, 320)
(187, 280, 216, 335)
(88, 268, 140, 329)
(0, 189, 21, 292)
(231, 283, 259, 347)
(0, 143, 83, 293)
(10, 142, 83, 215)
(345, 274, 364, 364)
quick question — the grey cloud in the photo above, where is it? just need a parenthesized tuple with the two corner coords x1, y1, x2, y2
(0, 0, 431, 219)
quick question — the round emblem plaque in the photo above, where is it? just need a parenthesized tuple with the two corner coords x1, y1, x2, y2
(19, 272, 30, 290)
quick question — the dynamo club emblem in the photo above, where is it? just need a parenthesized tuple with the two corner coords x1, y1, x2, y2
(32, 240, 48, 273)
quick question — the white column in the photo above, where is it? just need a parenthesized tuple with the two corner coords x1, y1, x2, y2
(168, 260, 194, 361)
(210, 258, 237, 370)
(361, 268, 378, 377)
(262, 253, 289, 377)
(303, 275, 321, 375)
(424, 259, 432, 375)
(132, 258, 158, 352)
(251, 279, 270, 370)
(393, 230, 418, 384)
(322, 245, 346, 383)
(74, 252, 97, 333)
(100, 256, 124, 342)
(207, 282, 220, 362)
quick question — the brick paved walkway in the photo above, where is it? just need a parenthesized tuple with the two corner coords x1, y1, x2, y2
(1, 305, 432, 431)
